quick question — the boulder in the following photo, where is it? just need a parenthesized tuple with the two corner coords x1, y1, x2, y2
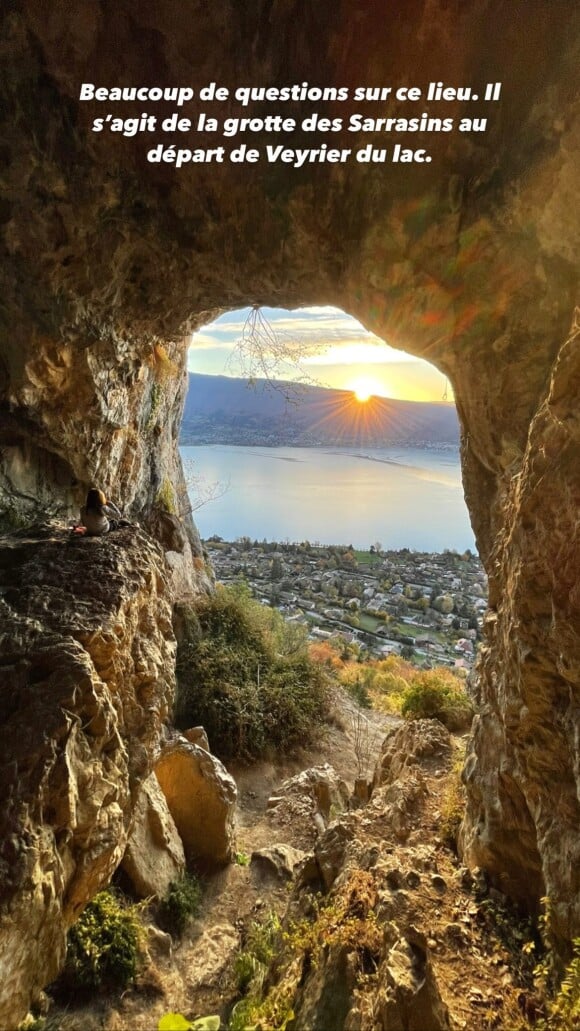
(121, 772, 185, 899)
(155, 737, 237, 867)
(186, 923, 239, 991)
(251, 844, 306, 882)
(279, 764, 350, 821)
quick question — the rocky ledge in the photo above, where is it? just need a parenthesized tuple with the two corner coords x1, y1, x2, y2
(0, 523, 176, 1027)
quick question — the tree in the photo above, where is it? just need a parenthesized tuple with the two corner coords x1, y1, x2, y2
(181, 457, 229, 514)
(270, 556, 283, 581)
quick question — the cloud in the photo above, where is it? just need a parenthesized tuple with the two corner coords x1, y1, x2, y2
(188, 331, 235, 351)
(303, 341, 419, 366)
(189, 306, 421, 365)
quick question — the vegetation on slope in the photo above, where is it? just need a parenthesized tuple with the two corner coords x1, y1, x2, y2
(174, 585, 331, 759)
(310, 642, 473, 730)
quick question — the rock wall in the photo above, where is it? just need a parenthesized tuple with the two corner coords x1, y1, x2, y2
(1, 0, 580, 978)
(0, 525, 175, 1027)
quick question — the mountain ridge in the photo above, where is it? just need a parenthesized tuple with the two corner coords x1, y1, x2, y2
(181, 373, 460, 446)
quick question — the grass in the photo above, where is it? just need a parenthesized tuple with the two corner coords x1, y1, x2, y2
(229, 913, 285, 1031)
(352, 550, 381, 567)
(358, 612, 382, 633)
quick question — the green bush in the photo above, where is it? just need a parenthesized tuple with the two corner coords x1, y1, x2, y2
(157, 874, 202, 937)
(401, 670, 473, 730)
(345, 676, 372, 709)
(64, 890, 142, 991)
(174, 587, 330, 759)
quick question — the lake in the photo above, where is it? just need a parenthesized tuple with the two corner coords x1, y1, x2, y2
(180, 445, 475, 552)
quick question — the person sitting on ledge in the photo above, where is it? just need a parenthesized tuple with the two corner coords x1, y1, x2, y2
(79, 488, 124, 536)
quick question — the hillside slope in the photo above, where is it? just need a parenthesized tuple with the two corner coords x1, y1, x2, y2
(182, 374, 460, 446)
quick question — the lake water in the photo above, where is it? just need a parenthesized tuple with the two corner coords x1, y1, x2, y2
(181, 445, 475, 552)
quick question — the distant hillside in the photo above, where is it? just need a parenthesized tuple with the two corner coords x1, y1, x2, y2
(181, 373, 460, 447)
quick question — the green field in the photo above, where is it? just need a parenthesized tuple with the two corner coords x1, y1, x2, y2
(358, 612, 382, 633)
(353, 550, 382, 567)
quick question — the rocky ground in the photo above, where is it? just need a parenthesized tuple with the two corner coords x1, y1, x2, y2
(40, 693, 537, 1031)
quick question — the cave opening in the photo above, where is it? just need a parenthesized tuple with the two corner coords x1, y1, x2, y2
(180, 304, 474, 556)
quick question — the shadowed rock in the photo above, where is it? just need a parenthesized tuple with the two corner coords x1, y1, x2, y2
(0, 524, 175, 1027)
(121, 771, 186, 899)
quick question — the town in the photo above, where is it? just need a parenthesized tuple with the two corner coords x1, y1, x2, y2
(204, 537, 487, 670)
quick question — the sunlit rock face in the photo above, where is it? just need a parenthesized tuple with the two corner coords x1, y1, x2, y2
(0, 525, 175, 1027)
(0, 0, 580, 1005)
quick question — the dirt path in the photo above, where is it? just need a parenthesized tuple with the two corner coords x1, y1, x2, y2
(52, 691, 395, 1030)
(46, 696, 533, 1031)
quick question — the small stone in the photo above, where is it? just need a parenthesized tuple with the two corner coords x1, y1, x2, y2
(431, 874, 447, 892)
(145, 924, 172, 959)
(183, 726, 210, 752)
(460, 866, 473, 889)
(386, 868, 405, 890)
(444, 922, 465, 943)
(468, 987, 485, 1003)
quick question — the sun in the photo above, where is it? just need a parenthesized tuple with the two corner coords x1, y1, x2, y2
(349, 376, 381, 403)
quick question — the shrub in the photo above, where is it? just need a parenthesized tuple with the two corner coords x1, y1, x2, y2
(308, 641, 343, 670)
(158, 1016, 220, 1031)
(235, 913, 281, 993)
(157, 874, 202, 937)
(230, 914, 285, 1031)
(537, 938, 580, 1029)
(401, 669, 473, 730)
(346, 676, 372, 709)
(174, 588, 330, 759)
(64, 890, 142, 991)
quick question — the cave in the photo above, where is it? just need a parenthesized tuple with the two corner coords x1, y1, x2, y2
(1, 0, 580, 1024)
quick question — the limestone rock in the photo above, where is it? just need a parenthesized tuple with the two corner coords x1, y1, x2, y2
(186, 923, 239, 991)
(373, 721, 452, 791)
(183, 726, 210, 752)
(279, 764, 350, 821)
(0, 525, 175, 1028)
(155, 736, 237, 867)
(292, 943, 359, 1031)
(144, 923, 173, 961)
(372, 774, 429, 843)
(375, 935, 451, 1030)
(352, 777, 372, 806)
(315, 822, 356, 891)
(251, 844, 306, 882)
(121, 772, 185, 899)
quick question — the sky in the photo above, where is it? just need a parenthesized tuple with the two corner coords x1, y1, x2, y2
(187, 306, 453, 404)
